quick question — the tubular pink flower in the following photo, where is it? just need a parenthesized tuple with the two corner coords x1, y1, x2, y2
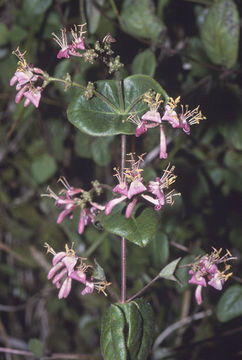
(48, 262, 64, 280)
(53, 251, 66, 265)
(71, 24, 86, 50)
(195, 285, 203, 305)
(159, 125, 168, 159)
(105, 195, 127, 215)
(52, 268, 68, 285)
(136, 121, 148, 137)
(162, 104, 180, 127)
(23, 86, 42, 108)
(81, 281, 94, 296)
(58, 277, 72, 299)
(57, 206, 76, 224)
(70, 270, 87, 284)
(125, 197, 137, 218)
(208, 272, 224, 290)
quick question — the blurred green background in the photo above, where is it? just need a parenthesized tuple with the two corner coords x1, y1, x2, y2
(0, 0, 242, 359)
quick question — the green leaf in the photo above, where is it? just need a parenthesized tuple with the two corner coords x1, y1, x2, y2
(101, 300, 154, 360)
(131, 50, 156, 77)
(23, 0, 52, 15)
(67, 75, 168, 136)
(120, 0, 164, 42)
(219, 115, 242, 151)
(86, 0, 105, 34)
(201, 0, 240, 68)
(159, 257, 182, 283)
(98, 204, 159, 247)
(91, 136, 114, 166)
(133, 299, 154, 360)
(216, 285, 242, 322)
(9, 25, 28, 43)
(117, 303, 143, 360)
(28, 338, 43, 357)
(31, 153, 57, 184)
(100, 304, 127, 360)
(148, 231, 169, 268)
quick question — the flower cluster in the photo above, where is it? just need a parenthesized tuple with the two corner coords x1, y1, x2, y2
(105, 154, 180, 218)
(128, 92, 205, 159)
(45, 243, 111, 299)
(52, 24, 86, 59)
(42, 177, 104, 235)
(188, 248, 234, 305)
(10, 48, 45, 108)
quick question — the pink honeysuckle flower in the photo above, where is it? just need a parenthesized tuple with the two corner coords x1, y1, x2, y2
(141, 164, 180, 211)
(45, 243, 111, 299)
(142, 92, 163, 124)
(52, 28, 71, 59)
(188, 248, 234, 305)
(71, 24, 86, 50)
(42, 178, 104, 235)
(162, 96, 205, 134)
(105, 154, 147, 218)
(10, 48, 45, 108)
(81, 281, 94, 295)
(23, 86, 42, 108)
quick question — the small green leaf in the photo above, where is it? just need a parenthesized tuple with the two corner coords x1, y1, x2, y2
(67, 75, 168, 136)
(100, 304, 127, 360)
(31, 153, 57, 184)
(148, 231, 169, 268)
(131, 50, 156, 77)
(86, 0, 105, 34)
(159, 257, 182, 283)
(92, 259, 106, 281)
(120, 0, 164, 43)
(28, 338, 43, 357)
(98, 204, 159, 247)
(201, 0, 240, 68)
(216, 285, 242, 322)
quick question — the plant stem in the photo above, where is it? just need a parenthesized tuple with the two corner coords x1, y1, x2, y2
(115, 71, 124, 111)
(127, 274, 160, 302)
(48, 77, 119, 112)
(109, 0, 120, 19)
(121, 134, 127, 303)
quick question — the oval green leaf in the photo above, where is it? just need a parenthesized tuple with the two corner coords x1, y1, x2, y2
(120, 0, 164, 42)
(133, 298, 154, 360)
(67, 75, 168, 136)
(201, 0, 240, 68)
(97, 204, 159, 247)
(100, 304, 127, 360)
(216, 285, 242, 322)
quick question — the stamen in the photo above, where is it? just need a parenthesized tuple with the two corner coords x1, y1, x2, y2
(44, 242, 56, 256)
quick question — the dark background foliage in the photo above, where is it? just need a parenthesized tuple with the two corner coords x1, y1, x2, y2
(0, 0, 242, 359)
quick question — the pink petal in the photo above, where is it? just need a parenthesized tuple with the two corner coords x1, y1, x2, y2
(125, 197, 137, 218)
(195, 285, 203, 305)
(159, 125, 168, 159)
(52, 268, 68, 284)
(53, 252, 66, 266)
(62, 255, 78, 275)
(105, 195, 127, 215)
(70, 270, 86, 284)
(127, 179, 146, 199)
(81, 281, 94, 296)
(58, 277, 72, 299)
(47, 262, 64, 280)
(142, 111, 161, 123)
